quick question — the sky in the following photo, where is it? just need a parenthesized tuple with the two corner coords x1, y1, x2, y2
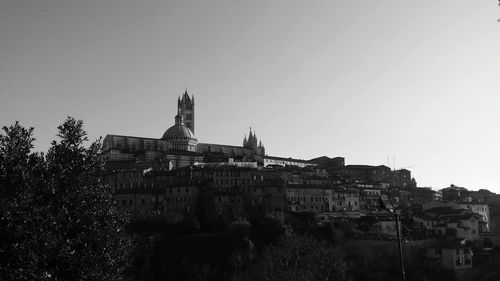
(1, 0, 500, 192)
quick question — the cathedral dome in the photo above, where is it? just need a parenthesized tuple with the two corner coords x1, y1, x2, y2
(162, 114, 197, 141)
(162, 124, 194, 140)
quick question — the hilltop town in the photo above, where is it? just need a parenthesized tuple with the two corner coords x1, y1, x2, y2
(100, 91, 500, 280)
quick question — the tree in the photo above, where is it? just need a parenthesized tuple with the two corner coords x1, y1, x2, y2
(0, 121, 45, 280)
(232, 228, 348, 281)
(0, 117, 131, 281)
(259, 229, 347, 281)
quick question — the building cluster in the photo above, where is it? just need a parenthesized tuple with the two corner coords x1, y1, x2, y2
(101, 91, 499, 275)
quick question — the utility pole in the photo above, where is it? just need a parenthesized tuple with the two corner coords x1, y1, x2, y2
(395, 212, 406, 281)
(379, 195, 406, 281)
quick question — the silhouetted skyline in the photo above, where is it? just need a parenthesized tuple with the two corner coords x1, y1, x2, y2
(1, 1, 499, 191)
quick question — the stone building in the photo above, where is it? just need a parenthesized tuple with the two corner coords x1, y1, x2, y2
(113, 188, 166, 219)
(411, 187, 438, 205)
(101, 91, 203, 170)
(178, 90, 195, 133)
(309, 156, 345, 169)
(330, 165, 392, 185)
(333, 188, 360, 211)
(389, 169, 416, 188)
(286, 184, 333, 212)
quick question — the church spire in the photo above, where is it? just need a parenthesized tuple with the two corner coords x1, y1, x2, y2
(177, 89, 195, 133)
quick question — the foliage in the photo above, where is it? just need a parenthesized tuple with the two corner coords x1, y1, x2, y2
(0, 117, 131, 281)
(286, 211, 318, 232)
(232, 228, 348, 281)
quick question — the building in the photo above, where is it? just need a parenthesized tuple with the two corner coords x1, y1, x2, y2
(423, 201, 490, 232)
(262, 155, 314, 168)
(369, 219, 397, 238)
(359, 188, 382, 212)
(456, 202, 490, 231)
(411, 187, 438, 205)
(102, 91, 203, 170)
(390, 169, 416, 188)
(198, 127, 266, 163)
(309, 156, 345, 169)
(424, 240, 473, 271)
(286, 184, 333, 212)
(333, 188, 360, 211)
(440, 185, 468, 201)
(178, 90, 195, 133)
(102, 91, 271, 170)
(114, 187, 166, 219)
(330, 165, 392, 185)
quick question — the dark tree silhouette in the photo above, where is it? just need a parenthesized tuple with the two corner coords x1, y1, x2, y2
(0, 117, 131, 281)
(231, 228, 348, 281)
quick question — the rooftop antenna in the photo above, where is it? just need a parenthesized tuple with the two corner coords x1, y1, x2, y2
(392, 156, 396, 171)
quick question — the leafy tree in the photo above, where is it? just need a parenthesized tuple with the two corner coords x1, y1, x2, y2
(0, 122, 45, 280)
(0, 118, 131, 281)
(232, 228, 348, 281)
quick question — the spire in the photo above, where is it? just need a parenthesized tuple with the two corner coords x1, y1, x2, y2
(182, 89, 190, 102)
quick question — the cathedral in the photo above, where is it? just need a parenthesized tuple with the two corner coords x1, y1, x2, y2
(101, 90, 268, 170)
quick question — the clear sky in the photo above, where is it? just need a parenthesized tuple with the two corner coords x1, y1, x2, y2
(1, 1, 499, 192)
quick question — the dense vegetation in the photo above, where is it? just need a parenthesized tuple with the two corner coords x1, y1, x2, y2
(0, 118, 131, 281)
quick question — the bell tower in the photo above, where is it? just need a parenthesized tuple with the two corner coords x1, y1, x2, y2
(177, 90, 195, 134)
